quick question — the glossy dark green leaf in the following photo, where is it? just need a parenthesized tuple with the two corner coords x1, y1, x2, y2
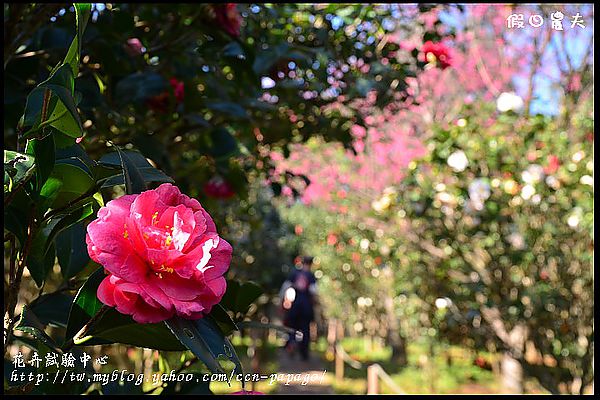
(65, 267, 184, 350)
(220, 280, 263, 319)
(236, 320, 298, 337)
(165, 316, 243, 378)
(46, 163, 95, 209)
(26, 238, 56, 287)
(22, 64, 82, 139)
(15, 305, 61, 353)
(115, 72, 167, 105)
(30, 292, 74, 328)
(208, 304, 238, 336)
(99, 149, 173, 190)
(117, 147, 147, 194)
(89, 312, 186, 351)
(222, 41, 245, 59)
(44, 82, 83, 137)
(65, 267, 106, 341)
(209, 128, 239, 158)
(235, 281, 263, 314)
(37, 200, 95, 263)
(4, 204, 28, 246)
(63, 3, 92, 76)
(207, 102, 248, 119)
(25, 134, 55, 193)
(56, 221, 91, 279)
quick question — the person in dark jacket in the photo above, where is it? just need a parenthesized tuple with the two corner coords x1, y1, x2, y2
(281, 256, 317, 361)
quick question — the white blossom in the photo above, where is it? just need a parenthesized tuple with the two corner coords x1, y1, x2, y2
(568, 214, 581, 228)
(580, 175, 594, 186)
(435, 297, 452, 309)
(447, 150, 469, 172)
(521, 184, 536, 200)
(545, 175, 560, 190)
(507, 230, 526, 250)
(572, 151, 585, 163)
(521, 164, 544, 184)
(260, 76, 276, 89)
(496, 92, 524, 113)
(469, 178, 491, 202)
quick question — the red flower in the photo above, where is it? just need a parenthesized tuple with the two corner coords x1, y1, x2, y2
(169, 78, 185, 104)
(212, 4, 242, 38)
(203, 176, 236, 199)
(544, 155, 560, 175)
(421, 41, 452, 69)
(327, 233, 338, 246)
(147, 78, 185, 113)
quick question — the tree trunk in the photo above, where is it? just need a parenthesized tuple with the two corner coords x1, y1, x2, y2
(500, 323, 528, 394)
(501, 351, 523, 394)
(384, 296, 407, 366)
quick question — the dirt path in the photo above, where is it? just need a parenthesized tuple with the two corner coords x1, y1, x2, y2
(273, 348, 335, 394)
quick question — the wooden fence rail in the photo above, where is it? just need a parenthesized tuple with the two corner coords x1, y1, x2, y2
(328, 319, 407, 395)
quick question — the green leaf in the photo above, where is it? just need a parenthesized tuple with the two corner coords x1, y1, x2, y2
(117, 147, 147, 194)
(63, 3, 92, 76)
(46, 163, 95, 209)
(26, 198, 93, 287)
(25, 134, 55, 193)
(30, 292, 74, 328)
(222, 41, 245, 59)
(208, 304, 238, 336)
(114, 72, 167, 105)
(56, 222, 90, 279)
(4, 150, 35, 194)
(65, 268, 185, 350)
(15, 305, 61, 353)
(22, 64, 83, 139)
(220, 280, 263, 318)
(165, 316, 243, 377)
(236, 320, 298, 337)
(38, 177, 63, 216)
(65, 267, 106, 341)
(26, 239, 56, 287)
(209, 128, 239, 159)
(207, 102, 248, 119)
(99, 149, 173, 191)
(4, 204, 28, 246)
(46, 93, 83, 138)
(89, 313, 186, 351)
(44, 199, 93, 248)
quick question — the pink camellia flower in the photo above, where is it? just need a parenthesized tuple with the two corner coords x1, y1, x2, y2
(86, 183, 232, 324)
(211, 4, 242, 38)
(421, 41, 452, 69)
(124, 38, 145, 57)
(203, 176, 236, 199)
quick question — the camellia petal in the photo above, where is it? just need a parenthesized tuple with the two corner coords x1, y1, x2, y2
(86, 183, 232, 324)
